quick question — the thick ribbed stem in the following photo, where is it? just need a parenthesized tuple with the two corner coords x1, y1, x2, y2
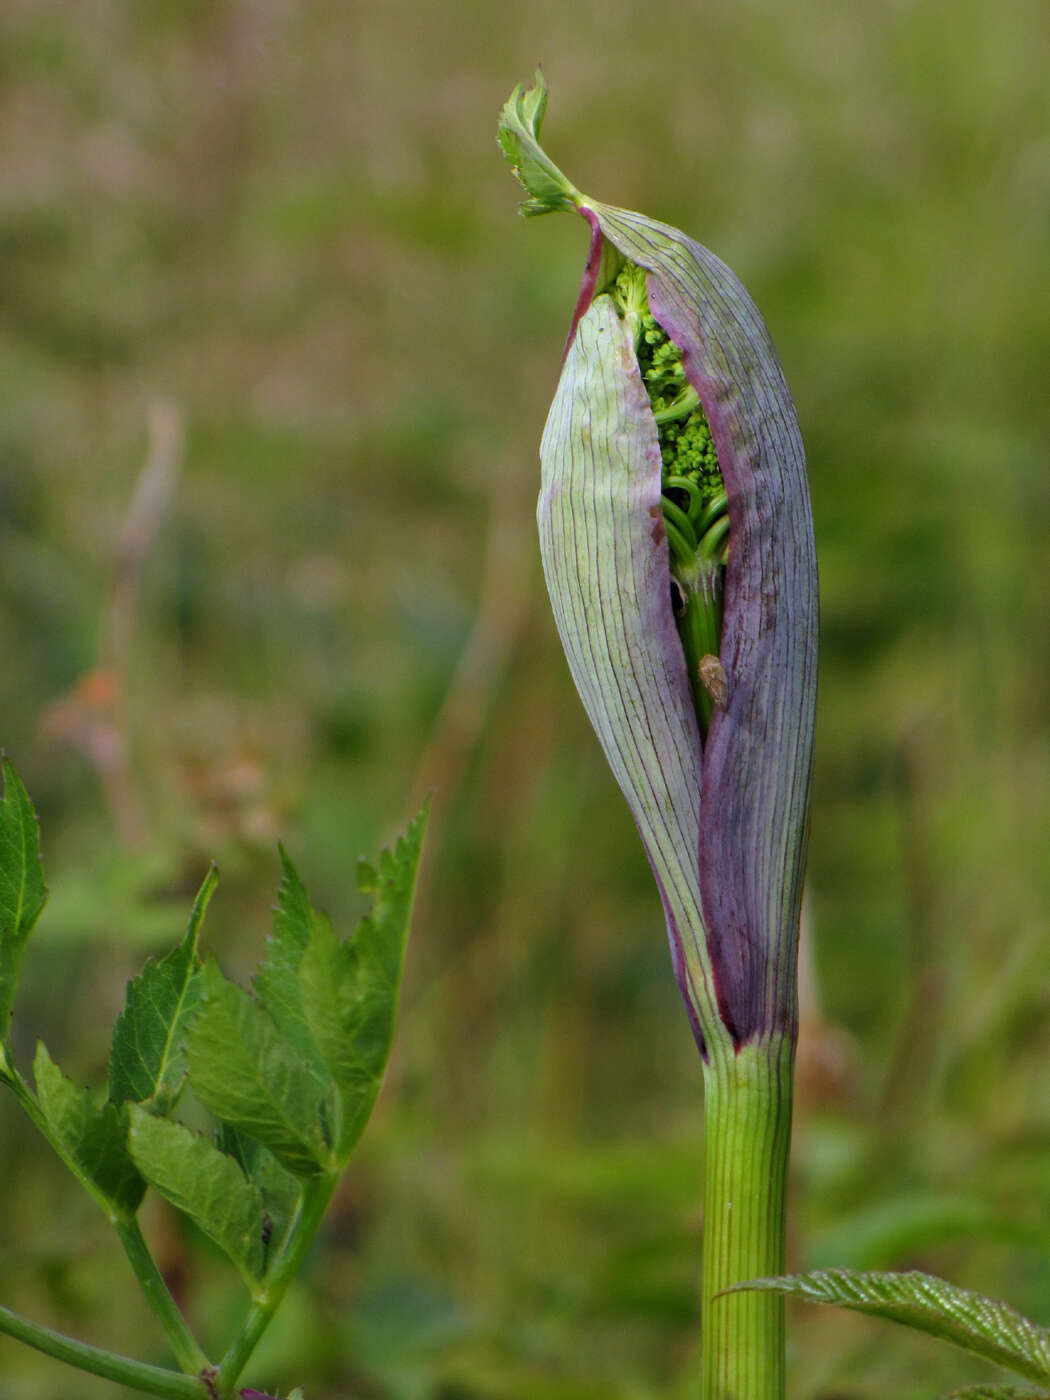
(701, 1037, 794, 1400)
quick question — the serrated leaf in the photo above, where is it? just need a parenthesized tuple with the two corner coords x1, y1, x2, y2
(0, 757, 48, 1036)
(355, 859, 378, 894)
(298, 804, 428, 1161)
(187, 960, 332, 1176)
(215, 1122, 302, 1262)
(108, 866, 216, 1112)
(946, 1387, 1050, 1399)
(128, 1105, 266, 1288)
(252, 849, 331, 1081)
(734, 1269, 1050, 1384)
(34, 1043, 145, 1217)
(497, 70, 580, 218)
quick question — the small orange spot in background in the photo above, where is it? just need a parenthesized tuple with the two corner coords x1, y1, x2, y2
(75, 667, 120, 710)
(41, 667, 120, 743)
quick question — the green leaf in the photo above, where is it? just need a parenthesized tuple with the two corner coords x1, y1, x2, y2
(734, 1269, 1050, 1384)
(252, 848, 331, 1081)
(215, 1122, 302, 1262)
(186, 960, 332, 1177)
(355, 859, 378, 894)
(497, 70, 580, 217)
(297, 803, 428, 1161)
(128, 1105, 266, 1288)
(946, 1388, 1050, 1399)
(108, 866, 216, 1112)
(0, 757, 48, 1037)
(34, 1043, 145, 1217)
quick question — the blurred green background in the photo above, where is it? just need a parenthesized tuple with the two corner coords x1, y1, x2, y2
(1, 1, 1049, 1396)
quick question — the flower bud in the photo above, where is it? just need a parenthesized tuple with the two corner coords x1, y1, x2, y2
(500, 74, 818, 1055)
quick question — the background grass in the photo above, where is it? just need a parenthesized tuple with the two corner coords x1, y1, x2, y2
(1, 1, 1049, 1396)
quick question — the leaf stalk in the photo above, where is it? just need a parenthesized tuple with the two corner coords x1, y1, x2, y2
(115, 1218, 211, 1375)
(2, 1060, 209, 1375)
(0, 1301, 208, 1399)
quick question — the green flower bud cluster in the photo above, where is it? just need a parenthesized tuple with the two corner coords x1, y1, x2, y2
(612, 266, 725, 516)
(610, 262, 729, 733)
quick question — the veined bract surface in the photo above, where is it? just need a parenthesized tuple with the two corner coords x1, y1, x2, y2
(499, 73, 818, 1062)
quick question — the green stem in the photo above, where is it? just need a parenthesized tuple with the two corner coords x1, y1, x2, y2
(0, 1301, 208, 1399)
(701, 1038, 794, 1400)
(213, 1172, 338, 1397)
(663, 474, 705, 519)
(2, 1062, 209, 1375)
(115, 1219, 211, 1375)
(672, 559, 723, 733)
(653, 385, 700, 423)
(661, 496, 699, 554)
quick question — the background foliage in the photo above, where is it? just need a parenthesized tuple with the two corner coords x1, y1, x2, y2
(1, 1, 1048, 1396)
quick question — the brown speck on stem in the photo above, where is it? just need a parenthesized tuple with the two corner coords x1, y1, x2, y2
(698, 654, 729, 710)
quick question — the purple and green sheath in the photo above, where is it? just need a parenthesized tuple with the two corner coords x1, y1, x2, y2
(499, 73, 818, 1065)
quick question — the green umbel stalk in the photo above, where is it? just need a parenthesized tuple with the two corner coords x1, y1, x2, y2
(701, 1039, 794, 1400)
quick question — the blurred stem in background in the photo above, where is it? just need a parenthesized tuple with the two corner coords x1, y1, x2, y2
(41, 398, 182, 849)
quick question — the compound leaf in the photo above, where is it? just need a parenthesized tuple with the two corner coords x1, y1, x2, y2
(252, 849, 330, 1081)
(128, 1106, 265, 1288)
(186, 959, 332, 1177)
(108, 866, 216, 1112)
(0, 758, 48, 1037)
(215, 1122, 302, 1263)
(297, 803, 428, 1161)
(34, 1042, 145, 1217)
(735, 1269, 1050, 1384)
(946, 1388, 1050, 1399)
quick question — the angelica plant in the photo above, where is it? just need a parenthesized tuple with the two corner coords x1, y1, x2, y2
(497, 73, 1050, 1400)
(0, 754, 426, 1400)
(499, 73, 818, 1400)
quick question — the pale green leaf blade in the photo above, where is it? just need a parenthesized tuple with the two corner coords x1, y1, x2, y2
(186, 960, 331, 1176)
(351, 803, 429, 1009)
(34, 1043, 145, 1217)
(296, 922, 359, 1151)
(946, 1387, 1050, 1399)
(496, 69, 581, 216)
(298, 804, 428, 1161)
(0, 757, 48, 1036)
(252, 848, 329, 1080)
(108, 866, 217, 1112)
(128, 1105, 265, 1287)
(215, 1122, 302, 1263)
(735, 1269, 1050, 1384)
